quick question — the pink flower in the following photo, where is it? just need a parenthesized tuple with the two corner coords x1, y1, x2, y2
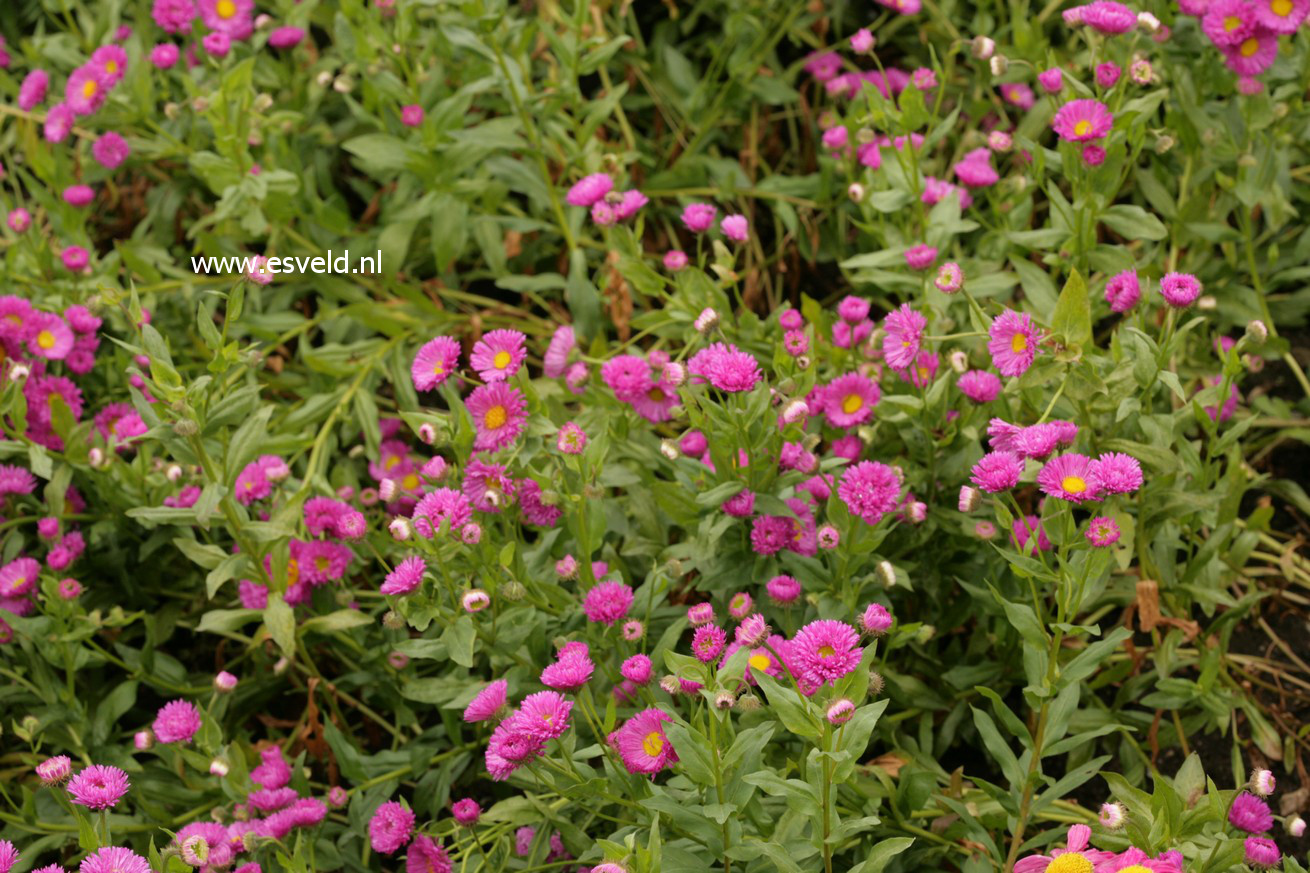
(28, 313, 75, 360)
(692, 624, 727, 662)
(202, 31, 231, 57)
(1038, 67, 1064, 93)
(1095, 62, 1121, 89)
(1088, 452, 1142, 494)
(406, 836, 451, 873)
(904, 243, 938, 270)
(663, 249, 689, 271)
(838, 461, 902, 525)
(688, 343, 762, 392)
(610, 709, 678, 775)
(1203, 0, 1258, 43)
(1228, 793, 1273, 833)
(451, 798, 480, 826)
(1037, 453, 1101, 503)
(1222, 29, 1279, 75)
(80, 847, 150, 873)
(860, 603, 893, 635)
(1245, 837, 1280, 868)
(1082, 0, 1138, 31)
(971, 451, 1024, 492)
(411, 335, 461, 391)
(1012, 824, 1100, 873)
(583, 581, 634, 624)
(153, 699, 202, 743)
(464, 679, 508, 722)
(517, 691, 573, 740)
(958, 370, 1002, 403)
(987, 309, 1040, 377)
(151, 43, 181, 68)
(19, 70, 49, 111)
(369, 801, 415, 855)
(766, 574, 802, 604)
(621, 654, 653, 685)
(66, 66, 108, 116)
(1001, 83, 1035, 109)
(1254, 0, 1309, 30)
(1012, 515, 1052, 552)
(851, 28, 875, 51)
(720, 214, 749, 242)
(400, 104, 424, 126)
(903, 350, 939, 387)
(681, 203, 717, 233)
(1159, 272, 1202, 307)
(1104, 270, 1140, 312)
(268, 26, 305, 48)
(200, 0, 254, 38)
(92, 131, 131, 168)
(566, 174, 613, 207)
(1086, 516, 1121, 546)
(469, 329, 526, 382)
(381, 555, 425, 595)
(153, 0, 196, 32)
(44, 103, 75, 143)
(823, 373, 880, 428)
(883, 304, 927, 370)
(790, 619, 862, 686)
(467, 382, 527, 452)
(540, 647, 593, 690)
(36, 755, 72, 784)
(954, 151, 1000, 188)
(1051, 99, 1113, 142)
(67, 765, 130, 809)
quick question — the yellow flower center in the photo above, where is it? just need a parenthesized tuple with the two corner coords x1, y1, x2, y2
(286, 559, 300, 586)
(36, 330, 57, 350)
(1240, 37, 1260, 56)
(401, 473, 419, 491)
(492, 350, 512, 369)
(5, 314, 22, 326)
(1061, 475, 1087, 494)
(841, 394, 863, 415)
(105, 60, 119, 74)
(642, 731, 664, 757)
(1073, 119, 1091, 137)
(1010, 332, 1028, 353)
(1117, 867, 1153, 873)
(432, 360, 444, 375)
(483, 405, 508, 430)
(748, 654, 772, 671)
(314, 555, 330, 572)
(1224, 14, 1243, 29)
(216, 0, 237, 18)
(385, 455, 402, 471)
(1271, 0, 1292, 15)
(1047, 855, 1093, 873)
(648, 388, 666, 402)
(818, 645, 836, 658)
(917, 367, 929, 380)
(82, 79, 98, 99)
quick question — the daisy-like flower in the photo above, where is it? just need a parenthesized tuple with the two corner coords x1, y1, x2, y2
(838, 461, 902, 525)
(566, 174, 613, 207)
(1038, 454, 1101, 503)
(688, 343, 762, 392)
(464, 679, 508, 723)
(1051, 99, 1114, 142)
(1254, 0, 1308, 30)
(1104, 270, 1141, 312)
(18, 69, 50, 111)
(0, 840, 16, 873)
(987, 309, 1040, 377)
(935, 262, 965, 293)
(610, 708, 678, 775)
(154, 699, 202, 744)
(766, 575, 802, 605)
(1088, 452, 1143, 494)
(152, 0, 196, 33)
(827, 699, 856, 725)
(541, 648, 593, 690)
(65, 66, 108, 116)
(1245, 837, 1281, 869)
(903, 350, 940, 387)
(958, 370, 1002, 403)
(904, 244, 938, 270)
(90, 45, 128, 84)
(411, 336, 460, 391)
(1229, 793, 1274, 833)
(1086, 516, 1122, 547)
(381, 555, 425, 595)
(954, 150, 999, 188)
(0, 558, 40, 598)
(1098, 802, 1127, 829)
(790, 620, 863, 686)
(692, 625, 727, 662)
(543, 325, 576, 379)
(971, 452, 1024, 492)
(37, 755, 73, 784)
(1203, 0, 1259, 44)
(467, 383, 527, 452)
(1082, 0, 1138, 31)
(369, 801, 415, 855)
(583, 581, 634, 624)
(1222, 29, 1279, 74)
(517, 691, 573, 740)
(860, 603, 893, 635)
(405, 835, 452, 873)
(600, 355, 652, 401)
(1012, 824, 1103, 873)
(882, 304, 928, 370)
(67, 765, 130, 809)
(681, 203, 717, 232)
(1012, 515, 1053, 553)
(44, 103, 75, 143)
(80, 847, 151, 873)
(721, 214, 749, 242)
(199, 0, 254, 38)
(1159, 272, 1202, 307)
(823, 373, 880, 428)
(469, 329, 526, 383)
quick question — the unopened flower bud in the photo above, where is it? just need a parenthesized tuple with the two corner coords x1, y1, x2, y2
(971, 36, 995, 60)
(948, 349, 970, 373)
(782, 400, 809, 424)
(209, 759, 229, 777)
(876, 560, 897, 588)
(328, 786, 348, 807)
(379, 478, 397, 502)
(382, 610, 406, 630)
(1245, 320, 1268, 345)
(1289, 815, 1305, 837)
(315, 70, 333, 88)
(501, 580, 526, 601)
(848, 183, 865, 203)
(1250, 768, 1276, 797)
(181, 835, 210, 867)
(134, 730, 154, 750)
(214, 671, 238, 692)
(1137, 11, 1160, 31)
(462, 589, 490, 613)
(659, 675, 681, 695)
(1099, 801, 1126, 829)
(389, 517, 412, 541)
(662, 362, 686, 386)
(988, 55, 1009, 76)
(817, 524, 840, 549)
(736, 694, 763, 712)
(694, 308, 719, 333)
(827, 698, 855, 725)
(418, 422, 437, 444)
(958, 485, 980, 513)
(333, 75, 354, 93)
(714, 691, 737, 710)
(166, 464, 184, 482)
(171, 420, 198, 437)
(387, 651, 410, 670)
(273, 657, 291, 675)
(868, 671, 885, 695)
(659, 439, 680, 461)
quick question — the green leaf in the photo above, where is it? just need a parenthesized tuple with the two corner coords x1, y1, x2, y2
(1050, 268, 1092, 348)
(849, 837, 915, 873)
(301, 609, 373, 635)
(264, 594, 296, 657)
(754, 671, 821, 739)
(442, 614, 476, 668)
(1100, 204, 1168, 241)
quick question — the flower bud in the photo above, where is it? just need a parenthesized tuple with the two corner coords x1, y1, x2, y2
(181, 835, 210, 867)
(134, 729, 154, 750)
(418, 422, 437, 445)
(209, 759, 229, 777)
(171, 420, 198, 438)
(948, 350, 970, 373)
(848, 182, 865, 203)
(379, 478, 397, 502)
(694, 308, 719, 333)
(659, 439, 680, 461)
(971, 36, 995, 60)
(868, 671, 886, 695)
(817, 524, 840, 549)
(736, 694, 763, 712)
(328, 786, 348, 807)
(782, 400, 809, 424)
(1289, 816, 1305, 837)
(1137, 11, 1160, 31)
(388, 517, 412, 541)
(382, 609, 406, 630)
(501, 580, 526, 601)
(714, 691, 737, 710)
(1250, 768, 1276, 797)
(988, 54, 1009, 76)
(214, 671, 238, 692)
(1245, 319, 1268, 345)
(958, 486, 980, 513)
(826, 698, 855, 725)
(462, 589, 490, 613)
(876, 560, 897, 588)
(166, 464, 184, 482)
(662, 362, 686, 387)
(659, 675, 681, 695)
(1099, 801, 1126, 829)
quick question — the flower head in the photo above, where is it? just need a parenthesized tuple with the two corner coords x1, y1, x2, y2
(411, 336, 461, 391)
(681, 203, 717, 232)
(971, 451, 1024, 493)
(791, 620, 863, 686)
(153, 699, 202, 744)
(958, 370, 1002, 403)
(610, 709, 678, 775)
(469, 329, 526, 382)
(688, 343, 762, 392)
(517, 691, 573, 740)
(1245, 837, 1280, 868)
(369, 801, 415, 855)
(1086, 517, 1121, 547)
(381, 555, 426, 595)
(1038, 454, 1101, 503)
(692, 624, 727, 662)
(37, 755, 73, 784)
(988, 309, 1040, 377)
(883, 304, 927, 370)
(583, 581, 634, 624)
(67, 765, 130, 809)
(464, 679, 508, 722)
(823, 373, 880, 428)
(838, 461, 903, 525)
(1104, 270, 1141, 312)
(1051, 99, 1114, 142)
(860, 603, 893, 635)
(1229, 792, 1274, 833)
(80, 847, 151, 873)
(467, 383, 527, 452)
(1159, 272, 1202, 307)
(1088, 452, 1142, 494)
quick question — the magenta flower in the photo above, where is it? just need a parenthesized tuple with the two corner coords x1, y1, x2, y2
(540, 648, 593, 690)
(92, 131, 131, 169)
(66, 66, 108, 116)
(1203, 0, 1259, 44)
(1104, 269, 1141, 312)
(19, 69, 49, 111)
(1088, 452, 1143, 494)
(766, 574, 802, 605)
(369, 801, 415, 855)
(62, 246, 90, 272)
(1011, 824, 1097, 873)
(1255, 0, 1308, 30)
(610, 708, 678, 775)
(566, 173, 613, 207)
(1085, 516, 1121, 547)
(1095, 62, 1121, 88)
(958, 370, 1002, 403)
(1037, 453, 1101, 503)
(153, 699, 202, 744)
(1012, 515, 1053, 552)
(860, 603, 893, 635)
(1229, 792, 1274, 833)
(955, 152, 999, 188)
(517, 691, 573, 740)
(268, 26, 305, 48)
(882, 303, 927, 370)
(542, 325, 576, 379)
(381, 555, 426, 595)
(36, 755, 72, 784)
(790, 619, 863, 686)
(1159, 272, 1202, 307)
(823, 373, 880, 428)
(464, 679, 508, 722)
(67, 765, 130, 809)
(469, 329, 526, 382)
(199, 0, 254, 38)
(692, 624, 727, 662)
(1001, 83, 1035, 109)
(400, 104, 424, 127)
(621, 654, 653, 685)
(1038, 67, 1064, 93)
(988, 309, 1039, 377)
(151, 43, 181, 68)
(467, 382, 527, 452)
(81, 847, 150, 873)
(583, 580, 634, 624)
(1245, 837, 1280, 868)
(203, 31, 232, 57)
(1222, 31, 1279, 75)
(411, 335, 461, 391)
(688, 342, 762, 392)
(904, 243, 938, 270)
(1051, 99, 1113, 142)
(971, 451, 1024, 492)
(44, 103, 75, 143)
(681, 203, 717, 233)
(1081, 0, 1138, 31)
(838, 461, 902, 525)
(152, 0, 196, 32)
(720, 214, 749, 241)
